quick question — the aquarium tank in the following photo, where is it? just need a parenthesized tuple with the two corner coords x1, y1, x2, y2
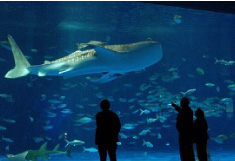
(0, 1, 234, 161)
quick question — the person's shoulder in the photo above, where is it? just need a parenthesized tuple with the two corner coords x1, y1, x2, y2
(109, 110, 118, 116)
(96, 111, 103, 117)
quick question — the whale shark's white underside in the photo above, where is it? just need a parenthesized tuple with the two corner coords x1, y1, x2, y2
(5, 35, 163, 83)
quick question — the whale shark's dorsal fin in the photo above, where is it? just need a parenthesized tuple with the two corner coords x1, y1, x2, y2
(43, 60, 50, 64)
(53, 144, 60, 151)
(39, 142, 47, 151)
(92, 45, 120, 61)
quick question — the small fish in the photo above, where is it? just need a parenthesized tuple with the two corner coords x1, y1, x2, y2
(0, 94, 12, 99)
(205, 83, 215, 87)
(48, 99, 62, 104)
(119, 98, 127, 102)
(196, 67, 204, 75)
(5, 145, 9, 151)
(227, 84, 235, 91)
(46, 112, 57, 117)
(122, 123, 137, 130)
(29, 117, 34, 122)
(140, 109, 150, 115)
(60, 109, 73, 114)
(132, 135, 139, 139)
(139, 83, 151, 91)
(156, 115, 167, 123)
(2, 136, 14, 143)
(42, 125, 54, 130)
(3, 119, 16, 124)
(143, 140, 153, 148)
(30, 49, 38, 53)
(83, 147, 98, 152)
(165, 142, 170, 146)
(33, 137, 44, 143)
(147, 117, 157, 124)
(158, 133, 162, 139)
(119, 133, 129, 139)
(76, 117, 92, 124)
(215, 58, 235, 65)
(57, 104, 67, 108)
(65, 139, 85, 148)
(180, 88, 196, 96)
(168, 67, 178, 72)
(212, 134, 228, 144)
(139, 129, 151, 136)
(0, 125, 7, 130)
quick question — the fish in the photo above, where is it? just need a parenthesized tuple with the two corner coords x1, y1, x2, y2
(122, 123, 138, 130)
(83, 147, 98, 153)
(0, 125, 7, 130)
(2, 136, 14, 143)
(196, 67, 204, 75)
(140, 109, 150, 115)
(64, 139, 85, 148)
(3, 118, 16, 124)
(180, 88, 196, 96)
(119, 133, 129, 139)
(158, 133, 162, 139)
(5, 145, 10, 151)
(227, 84, 235, 91)
(205, 83, 215, 87)
(211, 134, 228, 144)
(147, 117, 157, 124)
(214, 58, 235, 65)
(143, 140, 153, 148)
(5, 35, 163, 83)
(7, 142, 71, 161)
(139, 129, 151, 136)
(60, 109, 73, 114)
(75, 117, 92, 124)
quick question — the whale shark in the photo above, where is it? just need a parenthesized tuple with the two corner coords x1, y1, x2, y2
(5, 35, 163, 83)
(7, 142, 71, 161)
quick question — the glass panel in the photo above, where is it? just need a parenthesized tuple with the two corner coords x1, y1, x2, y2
(0, 2, 234, 161)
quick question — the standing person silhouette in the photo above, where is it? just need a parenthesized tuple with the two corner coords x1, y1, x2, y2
(194, 108, 209, 161)
(172, 97, 195, 161)
(95, 99, 121, 161)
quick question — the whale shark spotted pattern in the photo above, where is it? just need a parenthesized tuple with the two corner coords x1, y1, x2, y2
(5, 35, 163, 83)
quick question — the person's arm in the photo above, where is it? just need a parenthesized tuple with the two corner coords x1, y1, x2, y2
(117, 116, 121, 132)
(171, 102, 181, 112)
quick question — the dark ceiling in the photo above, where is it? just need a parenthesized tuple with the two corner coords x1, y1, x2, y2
(142, 1, 235, 14)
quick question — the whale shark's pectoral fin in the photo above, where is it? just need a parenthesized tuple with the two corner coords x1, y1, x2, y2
(90, 72, 124, 83)
(59, 67, 73, 74)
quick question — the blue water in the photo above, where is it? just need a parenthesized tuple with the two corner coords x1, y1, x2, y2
(0, 1, 235, 161)
(1, 150, 235, 161)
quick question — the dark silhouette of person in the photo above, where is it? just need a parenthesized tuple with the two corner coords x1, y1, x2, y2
(172, 97, 195, 161)
(194, 108, 209, 161)
(95, 99, 121, 161)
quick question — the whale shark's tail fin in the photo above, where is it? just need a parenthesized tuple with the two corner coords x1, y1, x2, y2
(5, 35, 30, 78)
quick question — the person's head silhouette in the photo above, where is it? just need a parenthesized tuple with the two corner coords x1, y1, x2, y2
(100, 99, 110, 111)
(195, 108, 205, 119)
(180, 97, 190, 109)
